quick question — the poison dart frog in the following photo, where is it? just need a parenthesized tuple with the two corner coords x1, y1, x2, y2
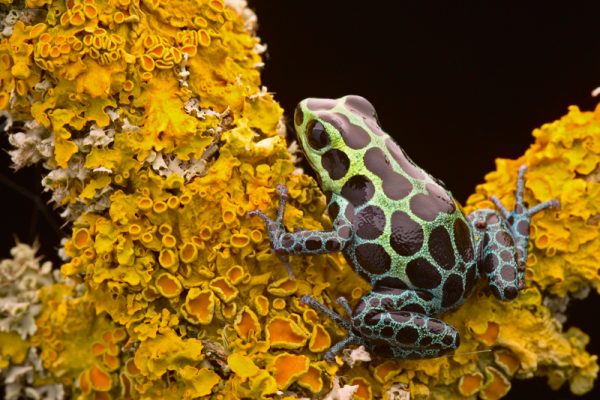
(249, 95, 559, 361)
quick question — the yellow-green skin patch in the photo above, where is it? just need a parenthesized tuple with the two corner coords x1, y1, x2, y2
(250, 95, 559, 361)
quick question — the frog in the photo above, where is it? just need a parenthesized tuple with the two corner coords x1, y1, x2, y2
(249, 95, 559, 361)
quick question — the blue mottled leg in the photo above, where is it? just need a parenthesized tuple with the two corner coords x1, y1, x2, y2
(350, 290, 459, 359)
(301, 295, 353, 331)
(249, 186, 354, 260)
(471, 165, 559, 300)
(303, 289, 459, 360)
(336, 296, 353, 317)
(491, 165, 560, 265)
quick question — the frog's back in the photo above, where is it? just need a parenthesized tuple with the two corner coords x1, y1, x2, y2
(300, 96, 478, 307)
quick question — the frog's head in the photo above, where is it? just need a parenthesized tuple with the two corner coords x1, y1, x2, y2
(294, 95, 382, 193)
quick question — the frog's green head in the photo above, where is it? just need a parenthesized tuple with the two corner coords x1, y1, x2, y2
(294, 95, 382, 193)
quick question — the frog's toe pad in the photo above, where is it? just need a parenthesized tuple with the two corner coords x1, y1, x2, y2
(323, 351, 336, 363)
(276, 184, 288, 196)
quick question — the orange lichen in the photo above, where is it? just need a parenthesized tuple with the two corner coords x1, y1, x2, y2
(494, 349, 520, 376)
(480, 367, 511, 400)
(179, 242, 198, 263)
(272, 297, 286, 310)
(458, 372, 484, 397)
(80, 370, 91, 393)
(103, 353, 120, 371)
(234, 306, 260, 340)
(182, 288, 215, 325)
(3, 0, 600, 398)
(222, 302, 237, 319)
(267, 276, 298, 296)
(253, 295, 269, 317)
(271, 353, 309, 390)
(474, 321, 500, 346)
(266, 317, 309, 349)
(209, 277, 238, 303)
(226, 265, 244, 284)
(302, 308, 319, 325)
(125, 358, 141, 377)
(155, 272, 182, 298)
(308, 324, 331, 353)
(158, 249, 178, 269)
(351, 377, 372, 400)
(73, 228, 92, 249)
(89, 365, 112, 391)
(374, 361, 401, 383)
(297, 365, 323, 393)
(230, 233, 249, 248)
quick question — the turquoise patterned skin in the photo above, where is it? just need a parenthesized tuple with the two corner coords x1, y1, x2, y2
(249, 95, 559, 361)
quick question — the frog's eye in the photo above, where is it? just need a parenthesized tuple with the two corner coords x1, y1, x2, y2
(306, 120, 330, 150)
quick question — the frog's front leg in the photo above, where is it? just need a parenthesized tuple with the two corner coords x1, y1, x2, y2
(303, 288, 460, 361)
(249, 185, 355, 275)
(490, 165, 559, 265)
(468, 165, 559, 300)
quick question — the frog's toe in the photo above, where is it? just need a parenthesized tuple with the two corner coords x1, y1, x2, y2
(336, 296, 353, 317)
(301, 295, 353, 331)
(526, 199, 560, 216)
(276, 184, 289, 197)
(323, 351, 336, 363)
(247, 209, 272, 223)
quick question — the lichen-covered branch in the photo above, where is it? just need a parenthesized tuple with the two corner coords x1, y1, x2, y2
(0, 0, 597, 399)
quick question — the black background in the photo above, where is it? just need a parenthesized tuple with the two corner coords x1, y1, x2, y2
(1, 1, 599, 398)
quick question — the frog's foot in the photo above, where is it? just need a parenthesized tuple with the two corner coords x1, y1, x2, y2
(247, 184, 288, 231)
(490, 165, 560, 220)
(490, 165, 559, 261)
(301, 295, 364, 362)
(249, 185, 354, 266)
(248, 185, 295, 277)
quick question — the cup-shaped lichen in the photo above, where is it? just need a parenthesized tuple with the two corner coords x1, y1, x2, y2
(0, 0, 598, 399)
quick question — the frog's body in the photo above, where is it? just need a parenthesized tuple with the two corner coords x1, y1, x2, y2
(250, 95, 559, 361)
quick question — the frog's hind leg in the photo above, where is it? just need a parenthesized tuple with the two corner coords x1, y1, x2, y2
(350, 289, 460, 359)
(303, 288, 460, 361)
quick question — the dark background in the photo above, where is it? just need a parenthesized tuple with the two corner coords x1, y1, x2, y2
(1, 1, 599, 398)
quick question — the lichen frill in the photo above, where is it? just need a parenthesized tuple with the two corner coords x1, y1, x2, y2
(0, 0, 598, 399)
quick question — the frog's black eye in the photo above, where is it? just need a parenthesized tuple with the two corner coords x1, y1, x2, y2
(306, 120, 330, 150)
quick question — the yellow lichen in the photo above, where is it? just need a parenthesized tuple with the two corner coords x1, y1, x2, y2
(458, 372, 484, 397)
(480, 366, 511, 400)
(181, 288, 215, 325)
(308, 324, 331, 353)
(266, 316, 310, 350)
(297, 365, 324, 393)
(351, 377, 372, 400)
(270, 353, 309, 390)
(493, 349, 520, 376)
(234, 306, 260, 340)
(2, 0, 599, 398)
(155, 272, 182, 298)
